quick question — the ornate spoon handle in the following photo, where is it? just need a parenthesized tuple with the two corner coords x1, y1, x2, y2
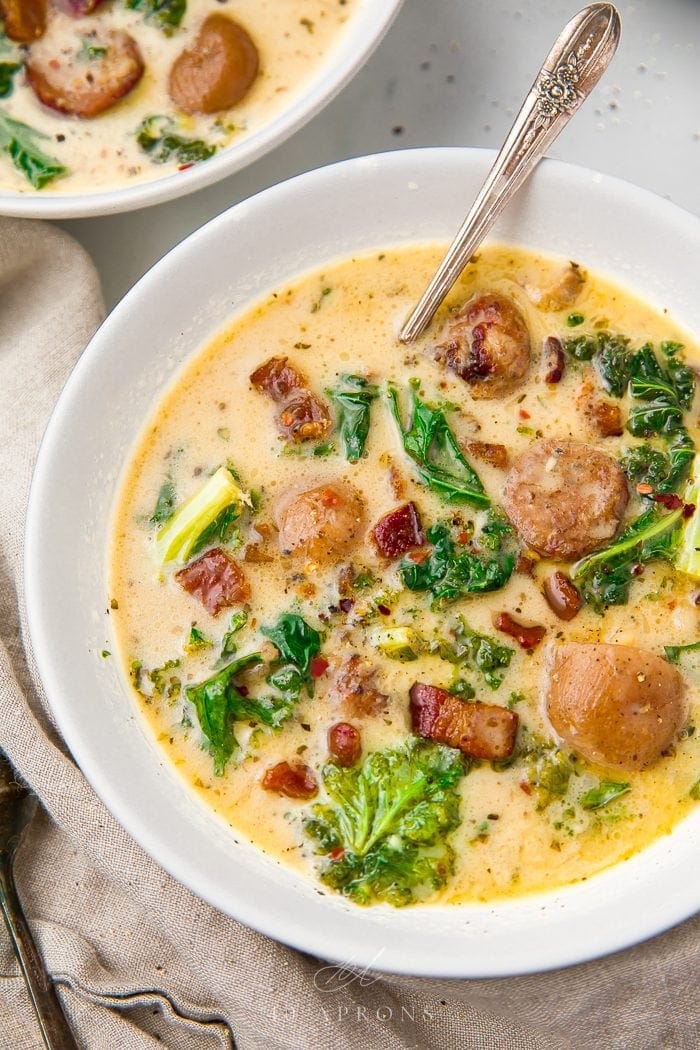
(398, 2, 621, 343)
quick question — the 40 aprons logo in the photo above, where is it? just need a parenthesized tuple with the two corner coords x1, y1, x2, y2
(267, 951, 435, 1025)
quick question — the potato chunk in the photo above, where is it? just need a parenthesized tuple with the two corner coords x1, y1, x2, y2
(546, 643, 687, 771)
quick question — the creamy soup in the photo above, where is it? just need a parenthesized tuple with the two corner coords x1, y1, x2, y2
(109, 244, 700, 907)
(0, 0, 356, 194)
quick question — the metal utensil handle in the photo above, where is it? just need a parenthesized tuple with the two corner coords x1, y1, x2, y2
(0, 866, 78, 1050)
(399, 2, 621, 343)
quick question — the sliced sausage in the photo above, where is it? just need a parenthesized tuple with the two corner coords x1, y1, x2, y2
(410, 683, 518, 761)
(328, 723, 362, 766)
(328, 655, 389, 717)
(372, 502, 425, 559)
(0, 0, 46, 43)
(502, 439, 629, 560)
(262, 762, 318, 799)
(169, 13, 259, 116)
(250, 356, 304, 402)
(546, 643, 687, 771)
(433, 292, 531, 399)
(175, 548, 250, 615)
(274, 482, 365, 561)
(26, 29, 144, 118)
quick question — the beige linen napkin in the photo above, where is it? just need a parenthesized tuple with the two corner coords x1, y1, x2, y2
(0, 216, 698, 1050)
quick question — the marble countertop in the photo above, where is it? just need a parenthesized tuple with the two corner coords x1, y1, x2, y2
(59, 0, 699, 310)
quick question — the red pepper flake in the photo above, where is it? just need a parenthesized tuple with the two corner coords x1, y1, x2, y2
(407, 548, 430, 564)
(667, 600, 677, 611)
(328, 847, 345, 861)
(321, 488, 340, 508)
(518, 408, 531, 420)
(49, 59, 61, 70)
(519, 781, 533, 795)
(377, 604, 391, 616)
(310, 657, 329, 679)
(631, 563, 644, 576)
(683, 502, 696, 519)
(636, 482, 654, 495)
(236, 685, 249, 697)
(654, 492, 683, 510)
(458, 531, 470, 545)
(178, 163, 194, 172)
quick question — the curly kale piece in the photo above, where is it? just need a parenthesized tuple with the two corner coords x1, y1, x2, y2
(304, 737, 467, 906)
(571, 507, 683, 611)
(328, 374, 379, 462)
(399, 522, 515, 607)
(136, 115, 215, 165)
(124, 0, 186, 33)
(388, 381, 489, 508)
(261, 612, 321, 688)
(0, 113, 67, 189)
(431, 616, 513, 690)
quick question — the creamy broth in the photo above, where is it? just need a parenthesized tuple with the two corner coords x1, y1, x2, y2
(109, 244, 700, 906)
(0, 1, 356, 194)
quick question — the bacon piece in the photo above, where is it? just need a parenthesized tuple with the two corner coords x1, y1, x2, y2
(543, 336, 566, 384)
(493, 611, 546, 650)
(372, 502, 426, 559)
(0, 0, 46, 42)
(328, 723, 362, 766)
(278, 391, 332, 442)
(466, 440, 509, 469)
(409, 683, 518, 761)
(587, 399, 623, 437)
(250, 356, 304, 402)
(328, 655, 388, 717)
(175, 547, 250, 616)
(262, 762, 318, 799)
(543, 571, 582, 621)
(515, 553, 537, 577)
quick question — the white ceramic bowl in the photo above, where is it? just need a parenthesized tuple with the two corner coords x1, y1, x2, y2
(0, 0, 402, 219)
(25, 148, 700, 977)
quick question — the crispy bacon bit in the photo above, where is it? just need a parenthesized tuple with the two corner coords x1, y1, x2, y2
(543, 336, 566, 384)
(175, 547, 250, 615)
(0, 0, 46, 42)
(262, 762, 318, 799)
(311, 657, 329, 679)
(388, 462, 406, 499)
(519, 781, 533, 795)
(543, 571, 582, 621)
(328, 655, 389, 717)
(328, 723, 362, 767)
(683, 503, 696, 520)
(409, 683, 518, 761)
(654, 493, 683, 510)
(250, 356, 331, 442)
(328, 846, 345, 861)
(250, 356, 304, 401)
(587, 399, 623, 437)
(493, 611, 546, 650)
(372, 502, 426, 559)
(466, 440, 509, 469)
(278, 391, 332, 442)
(515, 553, 536, 577)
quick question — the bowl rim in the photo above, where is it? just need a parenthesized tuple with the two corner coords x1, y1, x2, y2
(0, 0, 403, 220)
(25, 147, 700, 977)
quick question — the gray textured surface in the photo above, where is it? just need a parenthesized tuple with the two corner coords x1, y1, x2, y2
(60, 0, 700, 310)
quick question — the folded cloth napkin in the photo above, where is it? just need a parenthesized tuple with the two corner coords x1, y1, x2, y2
(0, 216, 697, 1050)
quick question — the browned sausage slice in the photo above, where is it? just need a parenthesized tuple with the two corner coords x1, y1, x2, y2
(0, 0, 46, 43)
(546, 643, 687, 771)
(274, 482, 365, 561)
(328, 655, 389, 718)
(433, 292, 531, 399)
(502, 439, 629, 560)
(26, 29, 144, 118)
(169, 13, 259, 116)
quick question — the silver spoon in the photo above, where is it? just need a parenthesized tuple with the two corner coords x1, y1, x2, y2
(399, 2, 621, 344)
(0, 750, 78, 1049)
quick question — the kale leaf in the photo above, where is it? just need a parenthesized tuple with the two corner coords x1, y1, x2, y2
(664, 640, 700, 665)
(571, 507, 683, 611)
(150, 477, 176, 524)
(388, 381, 489, 508)
(579, 780, 630, 810)
(304, 737, 467, 906)
(0, 61, 20, 99)
(124, 0, 186, 33)
(328, 374, 378, 462)
(0, 113, 67, 189)
(136, 115, 215, 165)
(261, 612, 322, 693)
(432, 616, 513, 690)
(399, 522, 515, 607)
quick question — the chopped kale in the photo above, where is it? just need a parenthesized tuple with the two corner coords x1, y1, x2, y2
(150, 478, 176, 525)
(261, 612, 322, 694)
(328, 374, 379, 462)
(136, 115, 215, 165)
(0, 113, 67, 189)
(579, 780, 630, 810)
(124, 0, 186, 33)
(433, 616, 513, 690)
(399, 522, 515, 607)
